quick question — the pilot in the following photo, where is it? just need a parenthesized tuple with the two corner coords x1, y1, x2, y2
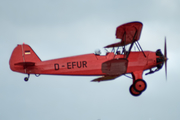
(116, 50, 121, 55)
(95, 49, 101, 55)
(122, 48, 128, 55)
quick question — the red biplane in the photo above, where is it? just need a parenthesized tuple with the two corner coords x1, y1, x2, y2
(9, 21, 168, 96)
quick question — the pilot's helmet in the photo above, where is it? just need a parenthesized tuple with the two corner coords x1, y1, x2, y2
(95, 49, 101, 55)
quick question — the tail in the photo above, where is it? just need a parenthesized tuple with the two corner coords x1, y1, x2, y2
(9, 44, 41, 74)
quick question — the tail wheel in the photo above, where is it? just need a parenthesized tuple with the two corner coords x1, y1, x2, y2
(24, 77, 29, 82)
(24, 74, 30, 82)
(129, 85, 141, 96)
(134, 79, 147, 92)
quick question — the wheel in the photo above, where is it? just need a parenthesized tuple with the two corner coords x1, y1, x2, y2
(24, 77, 29, 82)
(134, 79, 147, 92)
(129, 85, 141, 96)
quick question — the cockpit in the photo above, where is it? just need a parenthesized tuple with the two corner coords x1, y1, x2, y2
(94, 47, 128, 56)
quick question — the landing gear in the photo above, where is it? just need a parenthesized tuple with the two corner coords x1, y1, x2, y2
(134, 79, 147, 92)
(24, 74, 30, 82)
(129, 85, 141, 96)
(129, 79, 147, 97)
(23, 74, 40, 81)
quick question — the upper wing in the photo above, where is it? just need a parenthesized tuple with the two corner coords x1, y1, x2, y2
(105, 21, 143, 48)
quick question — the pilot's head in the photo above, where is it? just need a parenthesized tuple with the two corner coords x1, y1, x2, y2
(95, 49, 101, 55)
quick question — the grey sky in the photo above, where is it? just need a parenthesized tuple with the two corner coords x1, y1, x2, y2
(0, 0, 180, 120)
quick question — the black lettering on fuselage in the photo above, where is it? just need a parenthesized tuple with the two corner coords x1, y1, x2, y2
(77, 61, 81, 68)
(72, 62, 76, 68)
(67, 61, 87, 69)
(54, 63, 59, 70)
(67, 62, 71, 69)
(82, 61, 87, 68)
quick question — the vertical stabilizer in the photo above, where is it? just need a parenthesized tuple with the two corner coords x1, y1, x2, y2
(9, 44, 41, 73)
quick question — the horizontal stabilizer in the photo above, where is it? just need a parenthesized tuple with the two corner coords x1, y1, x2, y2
(14, 62, 35, 66)
(91, 76, 119, 82)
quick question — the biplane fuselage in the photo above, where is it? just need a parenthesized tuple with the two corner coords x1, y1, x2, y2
(10, 45, 158, 79)
(11, 52, 157, 76)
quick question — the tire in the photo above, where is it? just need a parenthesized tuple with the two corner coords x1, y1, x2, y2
(134, 79, 147, 92)
(24, 77, 28, 82)
(129, 85, 141, 97)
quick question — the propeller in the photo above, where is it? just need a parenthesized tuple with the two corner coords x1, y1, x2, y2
(164, 37, 168, 80)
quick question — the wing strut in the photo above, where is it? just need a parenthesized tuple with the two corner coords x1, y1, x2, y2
(124, 31, 126, 46)
(136, 41, 146, 57)
(124, 28, 146, 58)
(126, 28, 137, 59)
(135, 42, 141, 51)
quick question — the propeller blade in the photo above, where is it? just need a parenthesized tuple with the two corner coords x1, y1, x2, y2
(164, 37, 167, 80)
(164, 37, 167, 58)
(165, 59, 167, 80)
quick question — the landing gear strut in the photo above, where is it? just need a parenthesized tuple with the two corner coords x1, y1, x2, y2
(24, 74, 30, 82)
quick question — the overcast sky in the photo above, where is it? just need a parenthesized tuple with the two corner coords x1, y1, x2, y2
(0, 0, 180, 120)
